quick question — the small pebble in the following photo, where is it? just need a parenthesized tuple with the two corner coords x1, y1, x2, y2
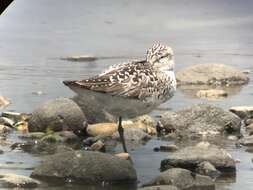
(90, 140, 105, 152)
(115, 153, 130, 160)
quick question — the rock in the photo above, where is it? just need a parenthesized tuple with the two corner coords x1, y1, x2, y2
(196, 89, 228, 100)
(143, 168, 214, 190)
(245, 119, 253, 126)
(138, 185, 180, 190)
(1, 112, 23, 122)
(245, 147, 253, 153)
(39, 134, 63, 143)
(0, 173, 40, 188)
(0, 96, 10, 108)
(31, 151, 137, 184)
(112, 127, 152, 142)
(28, 98, 87, 135)
(160, 104, 241, 138)
(157, 144, 179, 152)
(0, 117, 14, 127)
(227, 135, 238, 141)
(87, 123, 118, 137)
(0, 124, 12, 134)
(19, 132, 46, 140)
(161, 142, 236, 173)
(178, 85, 243, 100)
(0, 149, 4, 154)
(239, 135, 253, 146)
(55, 131, 80, 144)
(196, 161, 221, 178)
(86, 115, 156, 137)
(131, 115, 156, 135)
(61, 55, 97, 62)
(14, 121, 28, 132)
(32, 91, 45, 96)
(115, 153, 130, 160)
(229, 106, 253, 119)
(176, 64, 249, 85)
(90, 140, 105, 152)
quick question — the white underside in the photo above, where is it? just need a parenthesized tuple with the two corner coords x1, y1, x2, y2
(70, 86, 169, 119)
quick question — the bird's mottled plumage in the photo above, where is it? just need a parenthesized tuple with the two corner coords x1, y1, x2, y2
(63, 44, 176, 106)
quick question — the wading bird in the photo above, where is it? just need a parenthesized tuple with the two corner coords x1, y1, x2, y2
(63, 44, 176, 153)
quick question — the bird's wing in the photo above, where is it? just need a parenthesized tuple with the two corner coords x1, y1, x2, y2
(63, 60, 158, 99)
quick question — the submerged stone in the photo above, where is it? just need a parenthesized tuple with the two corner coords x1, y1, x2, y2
(143, 168, 214, 190)
(0, 174, 40, 188)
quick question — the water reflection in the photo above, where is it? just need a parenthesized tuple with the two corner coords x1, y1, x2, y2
(177, 85, 244, 100)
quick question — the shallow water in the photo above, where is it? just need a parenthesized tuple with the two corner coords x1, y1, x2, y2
(1, 0, 253, 189)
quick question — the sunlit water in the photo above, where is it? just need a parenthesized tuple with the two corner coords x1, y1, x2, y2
(1, 0, 253, 189)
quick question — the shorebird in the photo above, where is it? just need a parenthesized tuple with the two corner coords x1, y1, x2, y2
(63, 43, 176, 153)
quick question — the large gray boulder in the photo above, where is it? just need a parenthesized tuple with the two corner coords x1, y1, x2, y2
(176, 64, 249, 85)
(160, 104, 241, 138)
(28, 98, 87, 135)
(161, 142, 236, 173)
(31, 150, 137, 184)
(143, 168, 214, 190)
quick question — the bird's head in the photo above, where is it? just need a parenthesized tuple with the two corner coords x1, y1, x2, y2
(146, 43, 175, 71)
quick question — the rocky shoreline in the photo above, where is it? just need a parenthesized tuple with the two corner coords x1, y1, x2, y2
(0, 64, 252, 189)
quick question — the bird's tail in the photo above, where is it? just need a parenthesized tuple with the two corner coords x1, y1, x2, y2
(62, 80, 77, 86)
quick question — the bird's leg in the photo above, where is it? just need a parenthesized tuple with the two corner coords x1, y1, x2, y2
(118, 116, 128, 153)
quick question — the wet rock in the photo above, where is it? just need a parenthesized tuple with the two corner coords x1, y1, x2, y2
(112, 127, 152, 142)
(115, 153, 130, 160)
(39, 133, 63, 143)
(19, 132, 46, 140)
(178, 85, 243, 100)
(138, 185, 180, 190)
(1, 112, 23, 122)
(227, 135, 238, 141)
(196, 89, 228, 100)
(239, 135, 253, 146)
(57, 131, 80, 143)
(161, 142, 236, 173)
(87, 117, 156, 137)
(245, 147, 253, 153)
(196, 161, 221, 178)
(160, 104, 241, 138)
(28, 98, 87, 135)
(0, 149, 3, 154)
(0, 173, 40, 188)
(245, 119, 253, 126)
(0, 117, 14, 127)
(61, 55, 97, 62)
(143, 168, 214, 190)
(32, 91, 46, 96)
(156, 144, 179, 152)
(90, 140, 105, 152)
(229, 106, 253, 119)
(87, 123, 118, 137)
(131, 115, 156, 135)
(176, 64, 249, 85)
(0, 124, 12, 134)
(14, 121, 28, 132)
(0, 96, 10, 108)
(31, 151, 137, 184)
